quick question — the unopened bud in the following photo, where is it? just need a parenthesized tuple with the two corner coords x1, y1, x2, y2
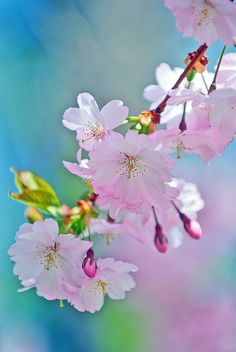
(82, 249, 97, 278)
(179, 213, 202, 240)
(154, 224, 168, 253)
(185, 51, 209, 73)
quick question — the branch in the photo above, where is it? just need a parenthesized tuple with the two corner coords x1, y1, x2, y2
(152, 43, 208, 119)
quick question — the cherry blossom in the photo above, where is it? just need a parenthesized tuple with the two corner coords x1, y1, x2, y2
(93, 179, 204, 251)
(63, 257, 138, 313)
(8, 219, 91, 300)
(63, 148, 94, 180)
(155, 87, 236, 162)
(123, 178, 204, 250)
(62, 92, 128, 151)
(143, 62, 213, 124)
(164, 0, 236, 46)
(88, 130, 178, 218)
(89, 217, 127, 244)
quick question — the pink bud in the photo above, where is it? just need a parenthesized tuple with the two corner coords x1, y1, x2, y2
(154, 224, 168, 253)
(184, 219, 202, 240)
(82, 249, 97, 278)
(180, 213, 202, 240)
(86, 248, 95, 259)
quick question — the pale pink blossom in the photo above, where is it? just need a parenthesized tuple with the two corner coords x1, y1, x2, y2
(89, 217, 128, 244)
(63, 258, 138, 313)
(164, 0, 236, 46)
(158, 87, 236, 162)
(63, 148, 94, 179)
(8, 219, 91, 300)
(62, 93, 128, 151)
(90, 214, 153, 244)
(17, 279, 36, 293)
(143, 62, 213, 124)
(122, 179, 204, 249)
(88, 130, 178, 218)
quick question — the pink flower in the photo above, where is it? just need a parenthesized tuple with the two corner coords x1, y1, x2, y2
(89, 217, 127, 243)
(143, 63, 184, 108)
(90, 214, 153, 244)
(159, 87, 236, 162)
(8, 219, 91, 300)
(88, 131, 178, 218)
(164, 0, 236, 46)
(159, 178, 204, 245)
(62, 92, 129, 151)
(63, 148, 94, 179)
(63, 257, 138, 313)
(122, 178, 204, 250)
(143, 62, 213, 124)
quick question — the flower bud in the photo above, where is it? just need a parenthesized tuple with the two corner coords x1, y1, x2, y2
(185, 51, 209, 73)
(82, 249, 97, 278)
(154, 224, 168, 253)
(179, 213, 202, 240)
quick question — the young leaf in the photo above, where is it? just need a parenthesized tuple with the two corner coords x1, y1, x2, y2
(9, 189, 60, 215)
(70, 215, 86, 236)
(9, 168, 61, 214)
(11, 168, 60, 201)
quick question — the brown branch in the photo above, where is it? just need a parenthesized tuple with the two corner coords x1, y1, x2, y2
(152, 43, 208, 119)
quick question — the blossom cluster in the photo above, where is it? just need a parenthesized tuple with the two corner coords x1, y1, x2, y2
(8, 0, 236, 313)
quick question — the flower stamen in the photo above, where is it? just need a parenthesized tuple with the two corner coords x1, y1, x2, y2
(118, 154, 146, 179)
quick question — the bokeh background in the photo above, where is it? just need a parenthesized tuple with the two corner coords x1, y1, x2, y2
(1, 0, 236, 351)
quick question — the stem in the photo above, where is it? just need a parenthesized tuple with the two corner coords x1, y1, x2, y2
(153, 43, 208, 116)
(179, 80, 191, 132)
(208, 45, 226, 94)
(179, 102, 187, 132)
(88, 226, 92, 242)
(171, 201, 181, 214)
(59, 300, 64, 308)
(151, 206, 159, 225)
(200, 73, 209, 93)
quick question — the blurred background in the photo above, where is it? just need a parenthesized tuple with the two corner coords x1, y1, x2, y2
(1, 0, 236, 351)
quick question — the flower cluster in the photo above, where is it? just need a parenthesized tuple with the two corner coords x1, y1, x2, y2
(8, 0, 236, 313)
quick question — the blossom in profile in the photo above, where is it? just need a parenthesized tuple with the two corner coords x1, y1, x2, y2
(164, 0, 236, 46)
(121, 178, 204, 250)
(88, 130, 178, 219)
(63, 257, 138, 313)
(143, 62, 213, 124)
(62, 92, 129, 150)
(89, 217, 127, 244)
(8, 219, 91, 300)
(156, 87, 236, 162)
(63, 148, 94, 179)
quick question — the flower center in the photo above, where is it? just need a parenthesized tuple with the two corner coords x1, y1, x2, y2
(198, 102, 211, 120)
(195, 1, 214, 26)
(82, 121, 106, 143)
(91, 280, 107, 296)
(170, 139, 192, 159)
(37, 243, 59, 270)
(118, 154, 146, 179)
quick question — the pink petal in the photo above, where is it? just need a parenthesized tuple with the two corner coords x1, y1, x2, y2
(101, 100, 129, 129)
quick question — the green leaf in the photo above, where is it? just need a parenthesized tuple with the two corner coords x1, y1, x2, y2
(11, 168, 59, 201)
(9, 168, 61, 213)
(9, 189, 60, 215)
(70, 215, 86, 236)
